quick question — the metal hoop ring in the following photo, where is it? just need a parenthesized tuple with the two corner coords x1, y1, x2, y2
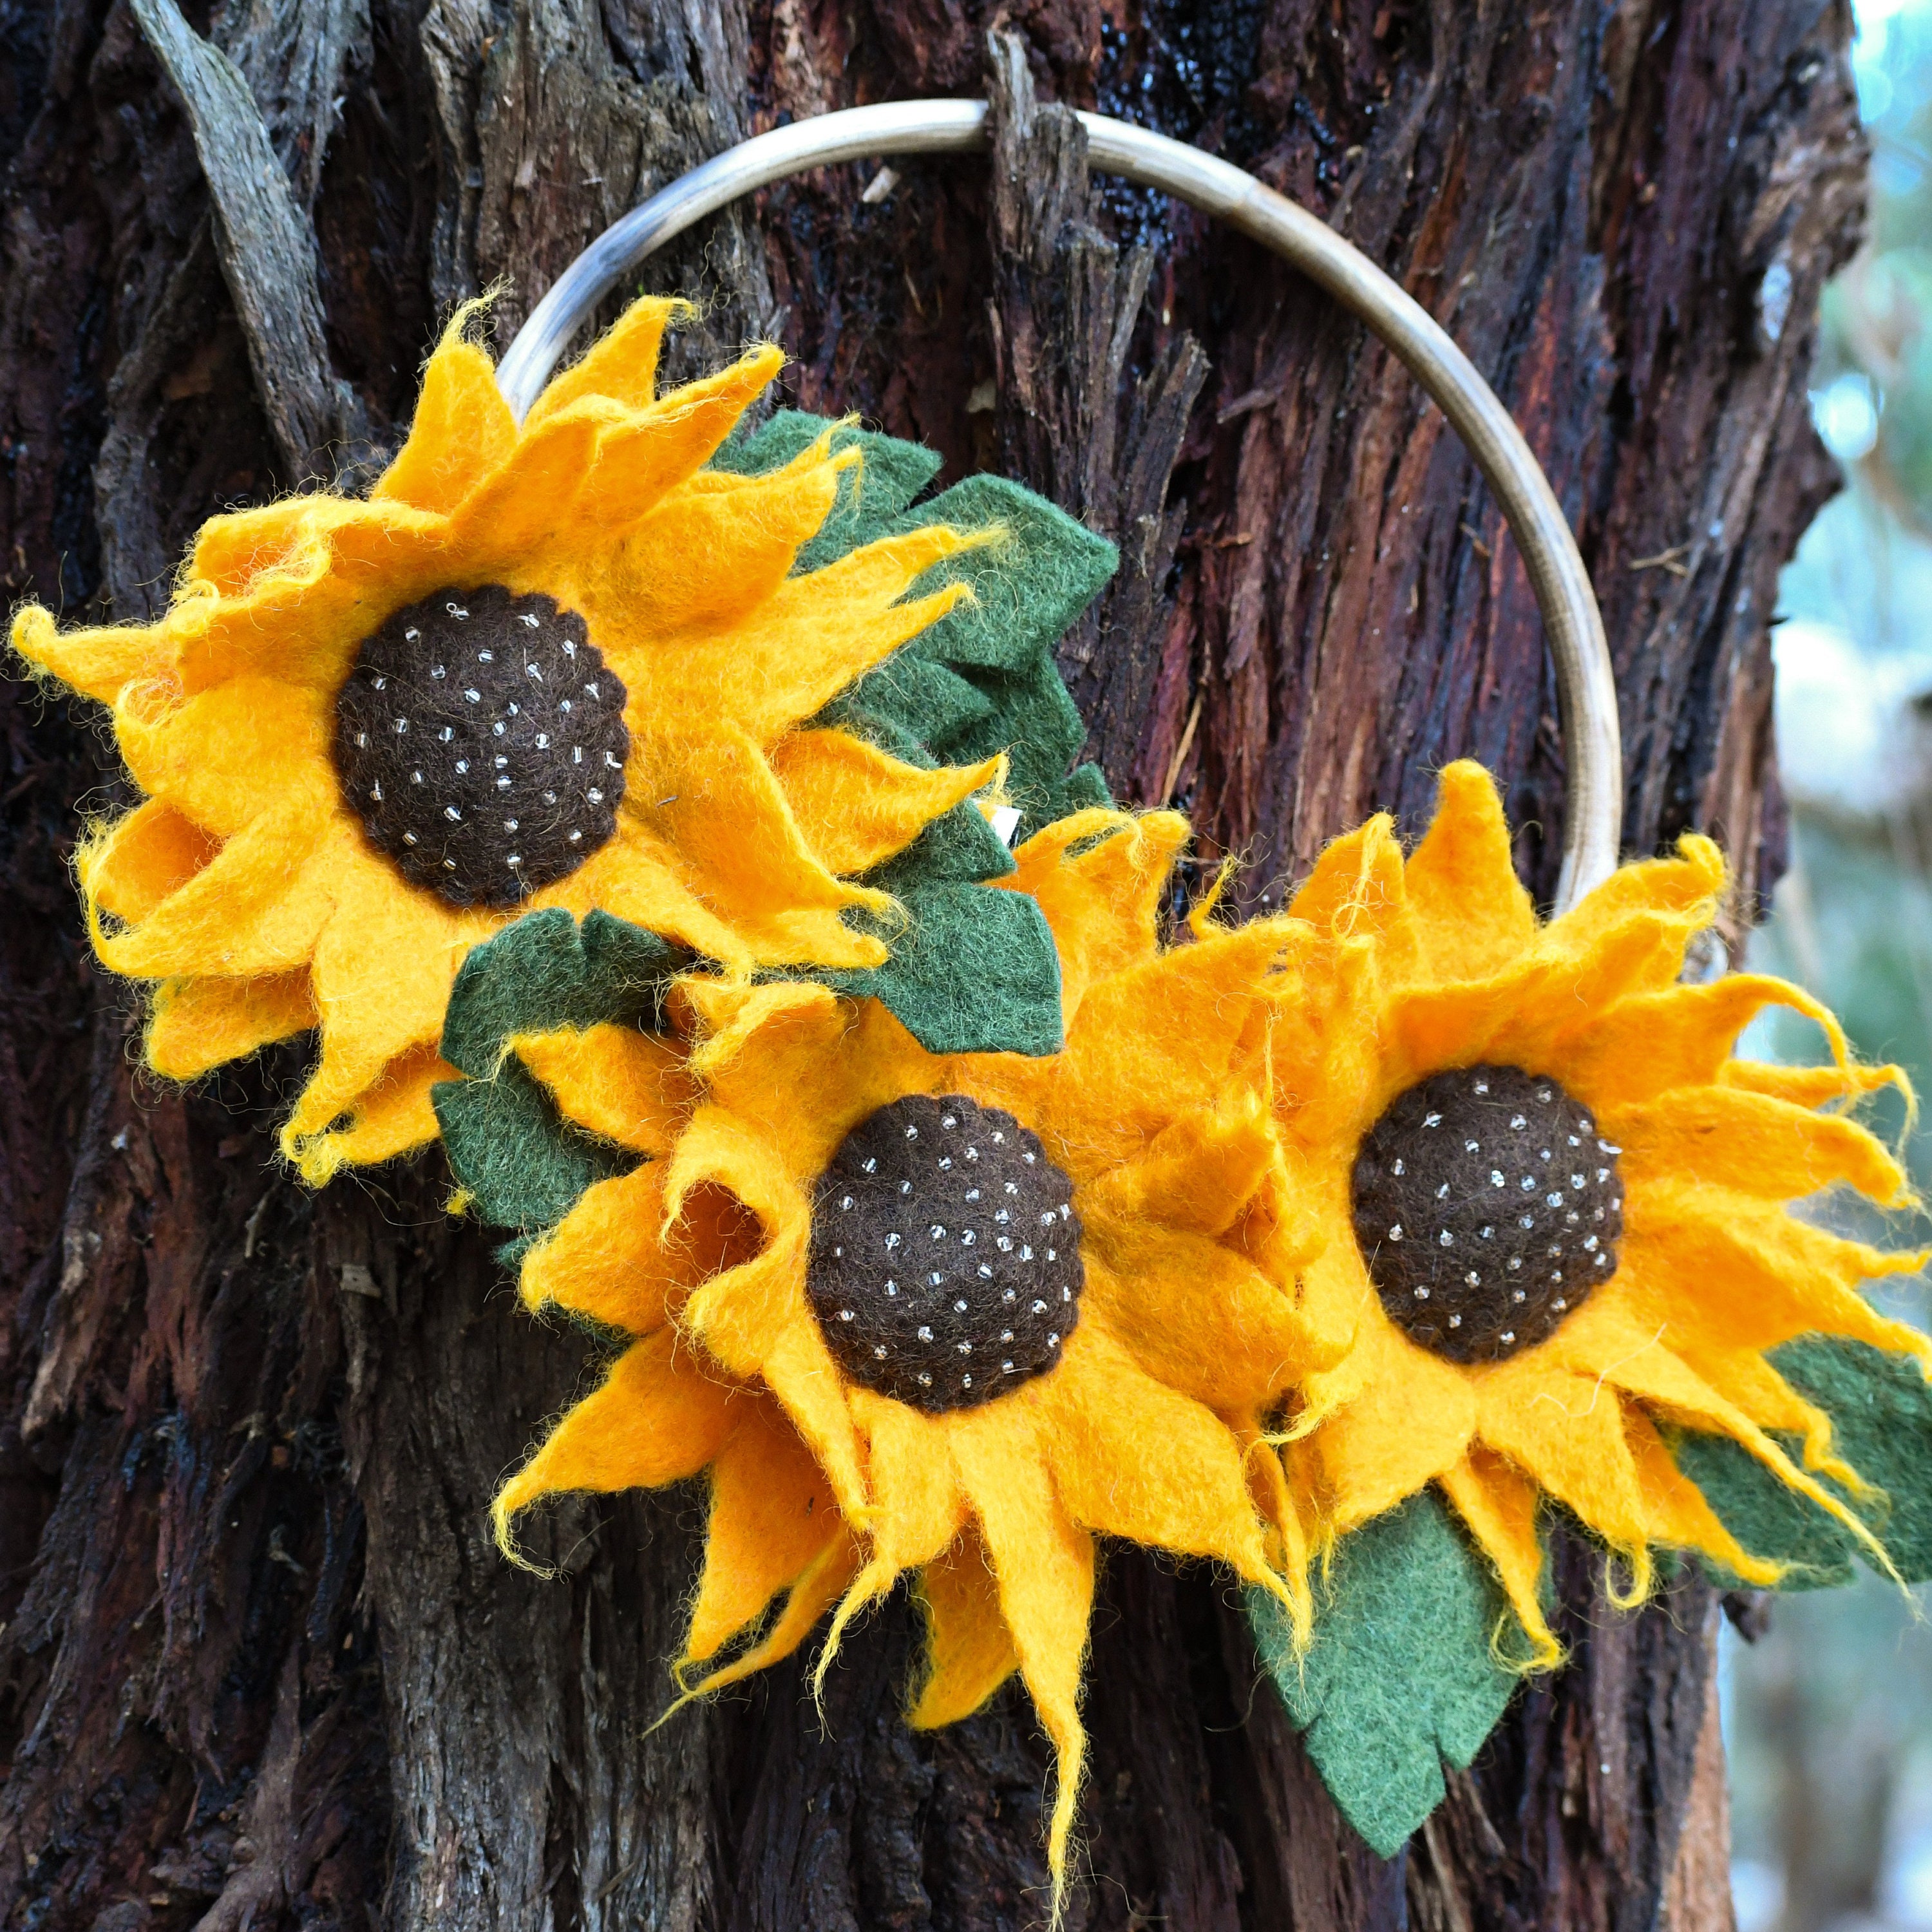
(498, 100, 1621, 911)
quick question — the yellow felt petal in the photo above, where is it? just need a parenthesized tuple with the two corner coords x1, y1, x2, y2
(1624, 1409, 1782, 1586)
(185, 490, 442, 599)
(1543, 833, 1726, 966)
(1244, 1421, 1315, 1600)
(524, 294, 685, 426)
(625, 723, 889, 964)
(1615, 1180, 1927, 1358)
(1081, 1084, 1281, 1241)
(1039, 1323, 1280, 1586)
(316, 1041, 450, 1169)
(570, 346, 786, 533)
(548, 819, 759, 972)
(1529, 907, 1723, 1032)
(187, 492, 365, 592)
(677, 1529, 861, 1700)
(596, 453, 844, 644)
(1676, 1340, 1842, 1443)
(948, 1399, 1094, 1894)
(1079, 1230, 1315, 1416)
(1378, 957, 1559, 1102)
(685, 1397, 839, 1663)
(171, 507, 449, 694)
(1071, 1077, 1325, 1294)
(371, 326, 518, 514)
(1273, 1249, 1369, 1414)
(86, 800, 219, 925)
(557, 1163, 753, 1334)
(495, 1329, 739, 1526)
(681, 1231, 811, 1385)
(1011, 920, 1293, 1170)
(299, 862, 475, 1088)
(755, 1313, 868, 1520)
(1007, 810, 1193, 1021)
(1551, 1294, 1901, 1562)
(84, 806, 344, 980)
(686, 983, 929, 1177)
(114, 674, 334, 838)
(146, 971, 317, 1079)
(1719, 1057, 1908, 1108)
(637, 526, 976, 744)
(1555, 974, 1847, 1108)
(667, 1103, 818, 1354)
(1436, 1450, 1560, 1666)
(1604, 1086, 1907, 1206)
(771, 729, 1002, 877)
(283, 854, 488, 1171)
(1558, 1292, 1826, 1450)
(1472, 1352, 1651, 1557)
(1266, 918, 1412, 1157)
(1307, 1313, 1479, 1531)
(1288, 814, 1421, 984)
(1403, 761, 1535, 980)
(682, 976, 848, 1079)
(440, 408, 601, 578)
(12, 603, 164, 706)
(909, 1531, 1019, 1728)
(513, 1023, 692, 1155)
(853, 1390, 968, 1571)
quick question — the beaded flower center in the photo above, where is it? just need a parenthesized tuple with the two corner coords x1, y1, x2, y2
(806, 1094, 1083, 1414)
(334, 585, 630, 908)
(1350, 1064, 1624, 1364)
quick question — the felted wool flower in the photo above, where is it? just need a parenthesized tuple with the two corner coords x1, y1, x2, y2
(10, 297, 1003, 1182)
(1266, 759, 1930, 1663)
(490, 808, 1337, 1896)
(422, 421, 1134, 1249)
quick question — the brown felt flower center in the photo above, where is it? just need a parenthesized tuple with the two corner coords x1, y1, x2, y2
(1350, 1064, 1624, 1364)
(806, 1094, 1084, 1413)
(334, 584, 630, 908)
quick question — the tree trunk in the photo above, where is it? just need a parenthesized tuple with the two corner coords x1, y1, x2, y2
(0, 0, 1859, 1924)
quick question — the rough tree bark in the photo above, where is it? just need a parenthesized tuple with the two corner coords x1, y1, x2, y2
(0, 0, 1860, 1925)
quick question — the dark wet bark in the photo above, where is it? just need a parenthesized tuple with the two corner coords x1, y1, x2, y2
(0, 0, 1859, 1924)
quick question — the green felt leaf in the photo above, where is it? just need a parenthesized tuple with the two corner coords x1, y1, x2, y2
(435, 907, 677, 1233)
(826, 883, 1064, 1058)
(942, 659, 1090, 835)
(1248, 1489, 1520, 1859)
(818, 659, 997, 770)
(810, 799, 1063, 1055)
(432, 1056, 633, 1234)
(843, 475, 1121, 837)
(440, 907, 687, 1078)
(899, 476, 1117, 670)
(1674, 1334, 1932, 1588)
(869, 799, 1017, 893)
(1057, 762, 1113, 816)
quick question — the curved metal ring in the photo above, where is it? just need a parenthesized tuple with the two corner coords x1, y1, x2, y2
(498, 99, 1621, 911)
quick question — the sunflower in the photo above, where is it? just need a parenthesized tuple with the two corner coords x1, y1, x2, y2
(491, 807, 1338, 1899)
(1267, 760, 1930, 1660)
(11, 296, 996, 1180)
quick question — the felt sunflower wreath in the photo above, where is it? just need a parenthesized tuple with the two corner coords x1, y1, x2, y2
(10, 297, 1074, 1181)
(20, 265, 1932, 1885)
(477, 807, 1336, 1899)
(1246, 761, 1932, 1852)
